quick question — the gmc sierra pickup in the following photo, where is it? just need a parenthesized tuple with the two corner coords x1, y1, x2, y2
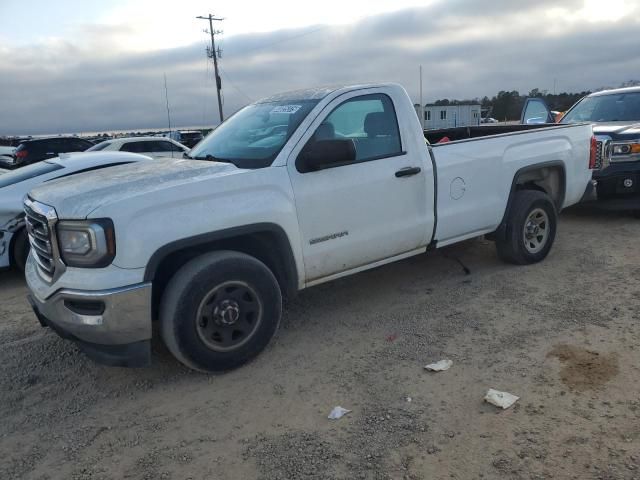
(24, 83, 597, 372)
(522, 86, 640, 213)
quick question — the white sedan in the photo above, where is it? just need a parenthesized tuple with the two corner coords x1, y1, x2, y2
(87, 136, 189, 159)
(0, 152, 151, 271)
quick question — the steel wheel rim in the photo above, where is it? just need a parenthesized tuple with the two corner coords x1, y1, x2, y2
(195, 281, 263, 352)
(523, 208, 549, 254)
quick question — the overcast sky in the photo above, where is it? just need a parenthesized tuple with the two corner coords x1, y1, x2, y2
(1, 0, 639, 135)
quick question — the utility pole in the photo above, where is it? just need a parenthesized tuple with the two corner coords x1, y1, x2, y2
(197, 14, 224, 123)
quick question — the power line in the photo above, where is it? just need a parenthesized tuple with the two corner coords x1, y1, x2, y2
(232, 25, 327, 56)
(219, 67, 254, 103)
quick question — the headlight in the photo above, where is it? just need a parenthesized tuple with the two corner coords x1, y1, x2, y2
(611, 142, 640, 162)
(56, 219, 116, 268)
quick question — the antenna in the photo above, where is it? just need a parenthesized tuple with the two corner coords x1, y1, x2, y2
(164, 73, 172, 136)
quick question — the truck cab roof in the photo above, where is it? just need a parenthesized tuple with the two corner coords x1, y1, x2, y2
(256, 83, 399, 103)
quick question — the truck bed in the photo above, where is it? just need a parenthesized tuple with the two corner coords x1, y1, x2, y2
(424, 123, 553, 144)
(426, 122, 593, 246)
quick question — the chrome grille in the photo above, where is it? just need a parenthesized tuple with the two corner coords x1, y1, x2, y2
(594, 140, 603, 169)
(594, 136, 612, 170)
(24, 198, 59, 282)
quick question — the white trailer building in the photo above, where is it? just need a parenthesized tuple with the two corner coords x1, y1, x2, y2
(414, 103, 482, 130)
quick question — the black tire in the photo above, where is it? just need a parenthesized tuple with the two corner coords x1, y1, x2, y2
(160, 250, 282, 372)
(496, 190, 557, 265)
(11, 228, 29, 272)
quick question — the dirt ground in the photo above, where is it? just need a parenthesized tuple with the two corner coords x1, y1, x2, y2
(1, 206, 639, 480)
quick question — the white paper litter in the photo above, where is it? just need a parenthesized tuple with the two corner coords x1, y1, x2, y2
(484, 389, 520, 409)
(328, 406, 351, 420)
(424, 359, 453, 371)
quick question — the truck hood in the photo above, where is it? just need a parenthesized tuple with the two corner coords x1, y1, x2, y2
(592, 122, 640, 138)
(29, 159, 242, 219)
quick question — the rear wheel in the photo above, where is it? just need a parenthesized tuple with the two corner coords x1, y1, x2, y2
(11, 228, 29, 272)
(496, 190, 557, 265)
(160, 251, 282, 372)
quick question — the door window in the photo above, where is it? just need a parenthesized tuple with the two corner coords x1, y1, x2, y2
(50, 139, 70, 153)
(313, 93, 402, 162)
(120, 142, 147, 153)
(158, 141, 185, 152)
(69, 139, 92, 151)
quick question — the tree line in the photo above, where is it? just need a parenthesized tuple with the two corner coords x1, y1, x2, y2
(429, 80, 640, 121)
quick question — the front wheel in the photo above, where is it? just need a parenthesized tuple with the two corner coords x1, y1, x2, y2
(496, 190, 557, 265)
(160, 251, 282, 372)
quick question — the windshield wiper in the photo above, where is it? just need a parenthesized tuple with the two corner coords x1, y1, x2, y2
(193, 154, 234, 164)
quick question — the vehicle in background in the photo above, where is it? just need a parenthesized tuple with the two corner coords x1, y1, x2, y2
(0, 136, 31, 147)
(24, 83, 597, 372)
(160, 130, 204, 148)
(0, 146, 15, 161)
(88, 136, 112, 145)
(87, 136, 189, 159)
(0, 152, 151, 272)
(481, 117, 498, 124)
(522, 86, 640, 214)
(0, 137, 94, 170)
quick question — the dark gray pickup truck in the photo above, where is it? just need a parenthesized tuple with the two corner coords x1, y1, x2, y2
(522, 86, 640, 216)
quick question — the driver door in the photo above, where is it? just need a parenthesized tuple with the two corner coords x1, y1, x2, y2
(287, 91, 430, 283)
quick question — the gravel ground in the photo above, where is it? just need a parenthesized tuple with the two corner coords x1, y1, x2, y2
(1, 205, 639, 479)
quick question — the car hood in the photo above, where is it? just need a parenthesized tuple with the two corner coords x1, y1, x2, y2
(592, 122, 640, 138)
(29, 158, 243, 219)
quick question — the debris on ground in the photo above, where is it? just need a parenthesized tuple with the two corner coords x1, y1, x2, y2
(328, 406, 351, 420)
(484, 389, 519, 409)
(424, 359, 453, 371)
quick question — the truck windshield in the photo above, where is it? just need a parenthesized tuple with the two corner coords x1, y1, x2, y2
(188, 100, 320, 168)
(561, 92, 640, 123)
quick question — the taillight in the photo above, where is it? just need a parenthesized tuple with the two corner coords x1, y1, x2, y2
(15, 150, 28, 159)
(589, 135, 597, 169)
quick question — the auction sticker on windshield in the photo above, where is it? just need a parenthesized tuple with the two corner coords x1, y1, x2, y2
(270, 105, 302, 114)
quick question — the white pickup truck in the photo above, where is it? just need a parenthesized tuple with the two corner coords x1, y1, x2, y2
(24, 83, 597, 372)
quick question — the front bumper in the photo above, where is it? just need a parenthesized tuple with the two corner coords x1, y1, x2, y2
(26, 259, 153, 367)
(591, 162, 640, 210)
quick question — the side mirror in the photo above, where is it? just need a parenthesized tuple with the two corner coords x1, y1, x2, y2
(297, 139, 356, 173)
(525, 117, 546, 125)
(521, 98, 554, 125)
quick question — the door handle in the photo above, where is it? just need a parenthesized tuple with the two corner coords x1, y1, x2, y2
(395, 167, 421, 178)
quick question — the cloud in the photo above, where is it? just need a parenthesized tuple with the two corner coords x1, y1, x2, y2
(1, 0, 639, 135)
